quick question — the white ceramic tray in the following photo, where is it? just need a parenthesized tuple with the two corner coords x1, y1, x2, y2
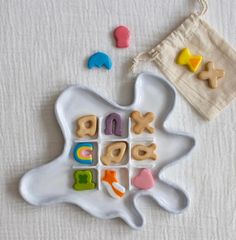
(19, 72, 195, 229)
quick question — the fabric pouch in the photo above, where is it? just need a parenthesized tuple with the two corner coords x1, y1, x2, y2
(131, 0, 236, 120)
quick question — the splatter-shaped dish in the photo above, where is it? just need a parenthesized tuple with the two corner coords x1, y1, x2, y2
(19, 72, 195, 229)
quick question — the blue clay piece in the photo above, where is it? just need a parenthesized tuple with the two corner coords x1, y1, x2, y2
(87, 52, 112, 70)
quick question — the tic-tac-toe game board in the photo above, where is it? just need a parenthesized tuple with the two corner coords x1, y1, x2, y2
(20, 72, 195, 229)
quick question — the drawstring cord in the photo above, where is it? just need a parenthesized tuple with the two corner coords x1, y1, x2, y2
(131, 52, 151, 73)
(198, 0, 208, 16)
(130, 50, 158, 73)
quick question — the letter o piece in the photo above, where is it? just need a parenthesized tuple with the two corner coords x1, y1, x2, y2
(101, 142, 127, 165)
(76, 115, 97, 138)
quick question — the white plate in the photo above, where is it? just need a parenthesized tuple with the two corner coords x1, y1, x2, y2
(19, 72, 195, 229)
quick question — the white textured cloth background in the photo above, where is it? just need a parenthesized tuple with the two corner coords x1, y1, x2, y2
(0, 0, 235, 239)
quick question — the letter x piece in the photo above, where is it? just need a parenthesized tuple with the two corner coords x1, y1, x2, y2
(131, 111, 155, 134)
(198, 61, 225, 89)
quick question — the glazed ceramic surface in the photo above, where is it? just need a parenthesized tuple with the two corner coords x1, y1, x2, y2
(19, 72, 195, 229)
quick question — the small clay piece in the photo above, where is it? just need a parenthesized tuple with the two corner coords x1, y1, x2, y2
(73, 143, 93, 164)
(130, 111, 155, 134)
(176, 48, 203, 72)
(113, 25, 130, 48)
(102, 170, 125, 198)
(73, 170, 96, 191)
(104, 113, 122, 136)
(132, 144, 157, 161)
(101, 142, 127, 165)
(132, 169, 155, 190)
(76, 115, 97, 138)
(198, 61, 225, 89)
(87, 52, 112, 70)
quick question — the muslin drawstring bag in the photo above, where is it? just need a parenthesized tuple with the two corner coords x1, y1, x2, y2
(131, 0, 236, 120)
